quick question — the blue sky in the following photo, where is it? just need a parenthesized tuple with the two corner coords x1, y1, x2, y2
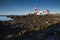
(0, 0, 60, 15)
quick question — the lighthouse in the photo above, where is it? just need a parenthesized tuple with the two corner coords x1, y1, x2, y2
(34, 6, 38, 15)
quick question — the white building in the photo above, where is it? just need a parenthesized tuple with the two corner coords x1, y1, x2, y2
(34, 6, 50, 15)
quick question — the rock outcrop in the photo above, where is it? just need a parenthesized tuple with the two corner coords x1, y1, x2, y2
(0, 14, 60, 40)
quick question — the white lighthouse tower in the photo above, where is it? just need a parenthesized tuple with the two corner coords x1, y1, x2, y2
(34, 6, 38, 15)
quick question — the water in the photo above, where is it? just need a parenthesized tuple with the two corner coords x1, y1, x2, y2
(0, 16, 14, 21)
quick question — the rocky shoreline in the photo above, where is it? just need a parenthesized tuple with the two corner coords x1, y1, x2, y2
(0, 14, 60, 40)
